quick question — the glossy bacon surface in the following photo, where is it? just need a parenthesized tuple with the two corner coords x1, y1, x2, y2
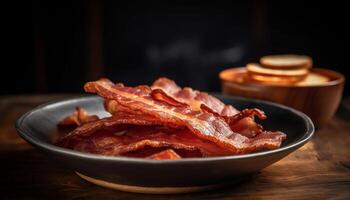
(58, 107, 99, 126)
(57, 77, 286, 159)
(59, 125, 232, 157)
(153, 78, 266, 138)
(82, 78, 285, 154)
(147, 149, 182, 160)
(152, 77, 239, 116)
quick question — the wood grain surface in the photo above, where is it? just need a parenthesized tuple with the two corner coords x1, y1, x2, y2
(1, 95, 349, 200)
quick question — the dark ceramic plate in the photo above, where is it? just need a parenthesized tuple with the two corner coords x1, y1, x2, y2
(15, 95, 314, 194)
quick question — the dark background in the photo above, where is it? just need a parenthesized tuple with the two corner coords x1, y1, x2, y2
(2, 0, 349, 96)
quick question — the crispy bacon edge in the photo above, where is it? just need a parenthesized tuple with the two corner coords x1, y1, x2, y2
(58, 107, 99, 127)
(147, 149, 182, 160)
(82, 78, 286, 154)
(151, 77, 239, 116)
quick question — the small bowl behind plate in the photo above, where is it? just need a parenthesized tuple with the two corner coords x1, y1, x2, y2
(15, 95, 314, 194)
(220, 68, 345, 127)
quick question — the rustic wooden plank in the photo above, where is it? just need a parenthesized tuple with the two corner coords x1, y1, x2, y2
(1, 95, 349, 199)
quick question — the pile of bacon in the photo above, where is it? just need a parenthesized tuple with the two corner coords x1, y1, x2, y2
(56, 78, 286, 160)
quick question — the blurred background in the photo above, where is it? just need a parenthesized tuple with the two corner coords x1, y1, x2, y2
(2, 0, 349, 96)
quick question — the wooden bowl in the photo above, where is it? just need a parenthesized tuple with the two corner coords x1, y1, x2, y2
(220, 67, 345, 127)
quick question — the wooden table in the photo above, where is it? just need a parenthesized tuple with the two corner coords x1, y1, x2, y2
(1, 95, 349, 199)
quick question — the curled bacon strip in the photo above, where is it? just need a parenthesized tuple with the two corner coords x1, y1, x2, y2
(58, 107, 99, 127)
(59, 112, 183, 143)
(57, 78, 286, 158)
(152, 78, 268, 138)
(83, 79, 285, 154)
(200, 104, 266, 138)
(151, 89, 189, 108)
(151, 77, 239, 116)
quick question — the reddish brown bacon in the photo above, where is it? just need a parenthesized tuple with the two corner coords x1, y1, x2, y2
(57, 78, 286, 159)
(152, 77, 239, 116)
(58, 107, 99, 127)
(152, 78, 266, 138)
(147, 149, 182, 160)
(59, 125, 232, 157)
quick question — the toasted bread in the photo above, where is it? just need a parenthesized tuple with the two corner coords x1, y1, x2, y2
(246, 63, 309, 77)
(296, 72, 330, 86)
(260, 54, 313, 69)
(248, 74, 306, 85)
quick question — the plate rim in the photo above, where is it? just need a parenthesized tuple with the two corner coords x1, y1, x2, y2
(15, 94, 314, 164)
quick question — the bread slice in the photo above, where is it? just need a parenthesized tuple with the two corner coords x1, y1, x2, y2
(246, 63, 309, 77)
(248, 74, 306, 84)
(260, 54, 313, 69)
(296, 72, 330, 86)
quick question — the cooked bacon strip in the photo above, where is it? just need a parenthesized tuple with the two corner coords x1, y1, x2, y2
(229, 117, 263, 138)
(249, 131, 286, 149)
(149, 88, 265, 138)
(106, 87, 265, 139)
(226, 109, 266, 138)
(200, 104, 266, 138)
(151, 88, 189, 107)
(59, 126, 232, 157)
(151, 77, 239, 116)
(84, 79, 285, 153)
(84, 79, 243, 151)
(58, 107, 99, 127)
(226, 108, 266, 123)
(104, 90, 189, 116)
(147, 149, 182, 160)
(59, 112, 184, 143)
(152, 78, 266, 138)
